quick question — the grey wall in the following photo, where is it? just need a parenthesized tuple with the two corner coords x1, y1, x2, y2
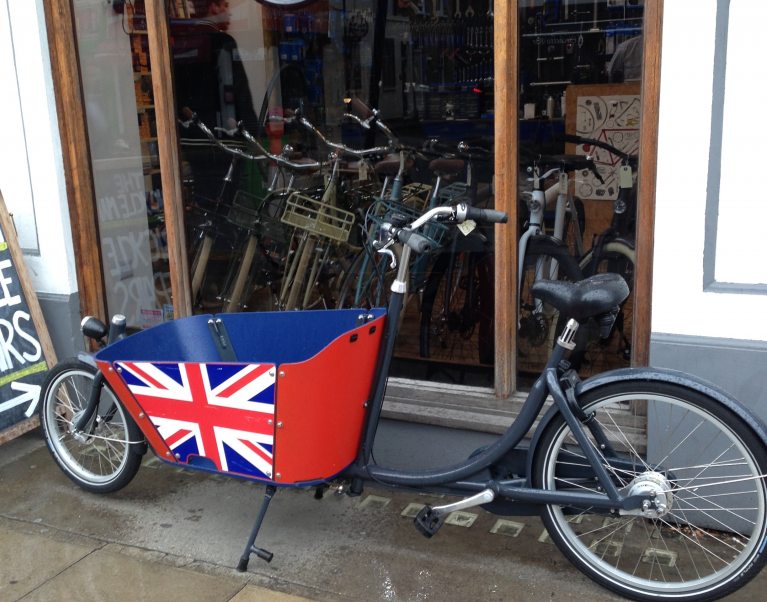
(650, 333, 767, 424)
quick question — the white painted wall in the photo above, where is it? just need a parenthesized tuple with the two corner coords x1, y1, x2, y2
(653, 0, 767, 341)
(0, 0, 76, 296)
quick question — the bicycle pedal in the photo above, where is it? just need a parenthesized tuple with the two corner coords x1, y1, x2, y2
(414, 505, 445, 538)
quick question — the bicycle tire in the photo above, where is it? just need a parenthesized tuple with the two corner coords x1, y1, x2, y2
(562, 196, 586, 258)
(419, 249, 493, 365)
(40, 360, 144, 493)
(570, 240, 636, 375)
(517, 236, 582, 374)
(336, 249, 392, 309)
(532, 380, 767, 601)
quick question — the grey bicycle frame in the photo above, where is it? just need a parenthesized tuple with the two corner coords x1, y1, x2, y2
(345, 210, 649, 513)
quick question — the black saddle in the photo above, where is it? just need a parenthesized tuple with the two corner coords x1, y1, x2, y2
(531, 273, 629, 323)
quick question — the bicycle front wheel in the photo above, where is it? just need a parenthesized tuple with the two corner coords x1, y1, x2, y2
(572, 239, 636, 375)
(533, 380, 767, 601)
(40, 361, 144, 493)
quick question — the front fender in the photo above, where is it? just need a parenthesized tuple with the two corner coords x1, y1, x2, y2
(525, 367, 767, 483)
(76, 352, 98, 369)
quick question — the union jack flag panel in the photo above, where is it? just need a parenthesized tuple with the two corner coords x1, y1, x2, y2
(116, 361, 276, 480)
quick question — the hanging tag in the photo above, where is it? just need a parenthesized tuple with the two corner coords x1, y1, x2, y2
(358, 161, 369, 181)
(619, 165, 633, 189)
(458, 219, 476, 236)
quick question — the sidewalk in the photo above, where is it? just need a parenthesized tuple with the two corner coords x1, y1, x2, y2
(2, 427, 767, 601)
(0, 519, 307, 602)
(0, 432, 315, 602)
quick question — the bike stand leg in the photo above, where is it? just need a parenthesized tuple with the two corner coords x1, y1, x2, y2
(237, 485, 277, 572)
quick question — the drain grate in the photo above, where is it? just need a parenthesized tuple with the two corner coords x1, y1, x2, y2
(400, 503, 426, 518)
(445, 511, 478, 528)
(589, 540, 623, 558)
(359, 495, 391, 510)
(490, 519, 525, 537)
(642, 547, 677, 567)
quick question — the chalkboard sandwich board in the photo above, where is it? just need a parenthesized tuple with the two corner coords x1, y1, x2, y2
(0, 191, 57, 445)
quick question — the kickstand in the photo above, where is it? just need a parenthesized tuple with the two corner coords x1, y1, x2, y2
(237, 485, 277, 572)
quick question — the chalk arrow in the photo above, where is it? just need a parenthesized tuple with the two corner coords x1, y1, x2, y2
(0, 382, 41, 417)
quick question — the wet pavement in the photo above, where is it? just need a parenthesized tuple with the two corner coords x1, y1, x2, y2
(1, 426, 766, 601)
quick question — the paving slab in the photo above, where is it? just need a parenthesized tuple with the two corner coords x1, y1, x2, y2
(0, 525, 98, 600)
(19, 545, 245, 602)
(230, 584, 314, 602)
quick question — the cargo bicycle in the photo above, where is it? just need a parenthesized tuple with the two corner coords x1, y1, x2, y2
(40, 201, 767, 601)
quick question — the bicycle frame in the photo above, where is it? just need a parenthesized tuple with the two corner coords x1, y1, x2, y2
(347, 235, 629, 514)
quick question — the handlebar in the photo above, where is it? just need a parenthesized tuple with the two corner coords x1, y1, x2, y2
(534, 153, 605, 184)
(382, 225, 433, 254)
(292, 101, 397, 159)
(463, 205, 509, 224)
(348, 97, 375, 121)
(562, 134, 638, 167)
(422, 139, 493, 162)
(179, 108, 321, 172)
(409, 202, 507, 236)
(295, 113, 394, 158)
(377, 202, 507, 256)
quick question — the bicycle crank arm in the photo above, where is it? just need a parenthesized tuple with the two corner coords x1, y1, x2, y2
(414, 489, 495, 537)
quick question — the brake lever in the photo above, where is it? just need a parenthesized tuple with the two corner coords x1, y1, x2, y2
(374, 237, 398, 269)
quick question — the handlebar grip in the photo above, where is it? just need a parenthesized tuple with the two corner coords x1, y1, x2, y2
(181, 106, 196, 121)
(349, 97, 374, 119)
(397, 229, 432, 254)
(464, 206, 509, 224)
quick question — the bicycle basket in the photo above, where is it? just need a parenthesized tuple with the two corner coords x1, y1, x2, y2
(435, 182, 471, 204)
(280, 191, 356, 243)
(396, 182, 433, 211)
(227, 190, 267, 230)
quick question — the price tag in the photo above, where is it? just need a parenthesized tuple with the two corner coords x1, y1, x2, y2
(458, 219, 476, 236)
(358, 161, 369, 181)
(619, 165, 633, 189)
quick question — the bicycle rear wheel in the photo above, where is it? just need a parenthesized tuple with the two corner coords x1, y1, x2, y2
(517, 237, 582, 374)
(40, 361, 144, 493)
(572, 240, 635, 375)
(533, 380, 767, 601)
(419, 249, 493, 365)
(336, 250, 392, 309)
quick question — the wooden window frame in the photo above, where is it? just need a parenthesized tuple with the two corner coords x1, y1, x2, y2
(45, 0, 191, 323)
(494, 1, 663, 397)
(47, 0, 662, 398)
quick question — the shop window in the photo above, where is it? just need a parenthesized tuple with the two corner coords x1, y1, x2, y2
(70, 0, 647, 392)
(72, 0, 188, 329)
(169, 0, 498, 386)
(517, 0, 643, 381)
